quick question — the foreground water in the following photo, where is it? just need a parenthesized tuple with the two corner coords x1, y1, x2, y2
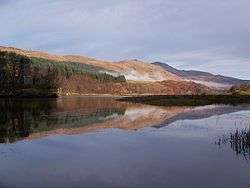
(0, 97, 250, 188)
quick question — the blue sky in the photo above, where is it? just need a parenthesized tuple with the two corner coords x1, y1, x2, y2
(1, 0, 250, 79)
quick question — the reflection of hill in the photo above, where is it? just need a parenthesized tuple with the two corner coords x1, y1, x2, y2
(26, 105, 187, 141)
(26, 104, 250, 141)
(154, 105, 250, 128)
(0, 97, 127, 143)
(1, 97, 250, 143)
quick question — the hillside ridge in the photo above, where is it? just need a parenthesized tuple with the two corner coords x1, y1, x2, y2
(153, 62, 250, 89)
(0, 46, 181, 82)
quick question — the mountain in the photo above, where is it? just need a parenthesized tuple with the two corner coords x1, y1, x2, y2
(0, 46, 180, 82)
(153, 62, 250, 89)
(0, 46, 212, 97)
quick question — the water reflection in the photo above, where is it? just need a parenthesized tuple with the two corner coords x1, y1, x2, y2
(155, 104, 250, 128)
(1, 97, 250, 143)
(0, 98, 126, 143)
(0, 98, 250, 188)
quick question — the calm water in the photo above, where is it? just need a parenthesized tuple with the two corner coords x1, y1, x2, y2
(0, 97, 250, 188)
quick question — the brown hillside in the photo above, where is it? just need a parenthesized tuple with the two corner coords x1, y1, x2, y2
(55, 75, 212, 96)
(0, 46, 181, 82)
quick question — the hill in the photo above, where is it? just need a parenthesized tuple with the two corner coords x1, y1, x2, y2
(0, 46, 181, 82)
(0, 46, 213, 97)
(153, 62, 250, 89)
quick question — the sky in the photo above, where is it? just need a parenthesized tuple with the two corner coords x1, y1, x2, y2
(0, 0, 250, 79)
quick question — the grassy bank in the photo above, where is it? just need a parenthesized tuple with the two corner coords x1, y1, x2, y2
(118, 95, 250, 106)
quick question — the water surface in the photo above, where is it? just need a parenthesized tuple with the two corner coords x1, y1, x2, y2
(0, 97, 250, 188)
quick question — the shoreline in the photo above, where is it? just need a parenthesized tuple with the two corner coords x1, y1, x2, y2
(118, 95, 250, 106)
(1, 93, 250, 106)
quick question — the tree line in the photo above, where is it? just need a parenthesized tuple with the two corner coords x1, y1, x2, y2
(0, 51, 126, 95)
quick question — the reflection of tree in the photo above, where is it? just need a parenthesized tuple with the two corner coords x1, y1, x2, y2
(0, 99, 126, 143)
(216, 127, 250, 159)
(0, 99, 54, 143)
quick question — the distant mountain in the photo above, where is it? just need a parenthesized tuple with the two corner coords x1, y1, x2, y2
(153, 62, 250, 89)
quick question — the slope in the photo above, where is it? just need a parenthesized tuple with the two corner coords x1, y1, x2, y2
(153, 62, 250, 89)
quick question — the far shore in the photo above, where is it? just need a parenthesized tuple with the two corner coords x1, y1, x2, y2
(1, 92, 250, 107)
(118, 95, 250, 106)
